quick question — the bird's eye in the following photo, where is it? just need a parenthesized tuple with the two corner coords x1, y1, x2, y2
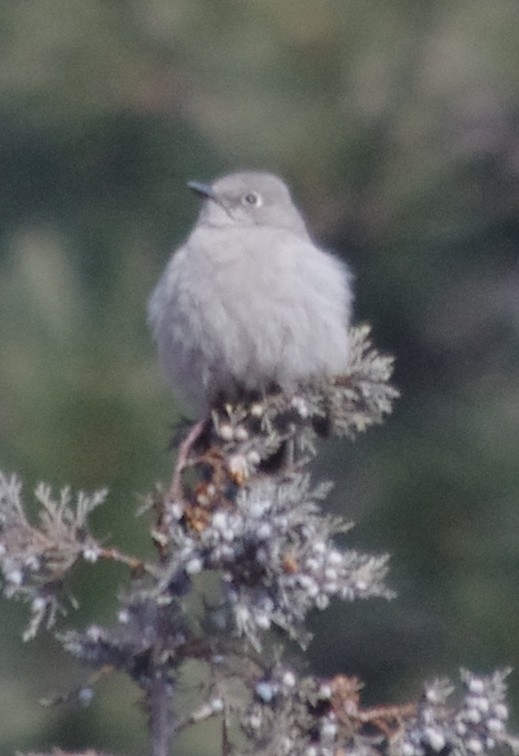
(242, 192, 262, 207)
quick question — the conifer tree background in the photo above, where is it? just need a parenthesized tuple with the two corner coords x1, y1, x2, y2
(1, 2, 519, 753)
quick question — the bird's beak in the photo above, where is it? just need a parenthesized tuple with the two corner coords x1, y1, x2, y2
(187, 181, 216, 200)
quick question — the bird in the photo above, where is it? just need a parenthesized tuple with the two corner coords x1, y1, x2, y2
(148, 171, 353, 413)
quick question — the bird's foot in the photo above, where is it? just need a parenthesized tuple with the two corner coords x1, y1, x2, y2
(169, 417, 208, 502)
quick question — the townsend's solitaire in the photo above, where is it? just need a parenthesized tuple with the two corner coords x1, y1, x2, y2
(148, 171, 353, 412)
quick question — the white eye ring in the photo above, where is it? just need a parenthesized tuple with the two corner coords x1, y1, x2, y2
(242, 191, 262, 207)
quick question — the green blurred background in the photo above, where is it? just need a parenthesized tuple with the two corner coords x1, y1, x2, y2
(1, 1, 519, 753)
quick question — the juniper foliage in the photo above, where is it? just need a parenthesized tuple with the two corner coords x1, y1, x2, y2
(0, 327, 516, 755)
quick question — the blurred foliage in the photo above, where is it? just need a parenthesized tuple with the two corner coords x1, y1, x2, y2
(1, 1, 518, 753)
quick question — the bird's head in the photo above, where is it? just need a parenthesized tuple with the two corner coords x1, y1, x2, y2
(188, 171, 308, 235)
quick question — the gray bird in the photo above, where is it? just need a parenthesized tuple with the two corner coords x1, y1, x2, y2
(148, 171, 353, 412)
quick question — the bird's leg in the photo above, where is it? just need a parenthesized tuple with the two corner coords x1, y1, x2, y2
(285, 434, 296, 469)
(169, 417, 208, 502)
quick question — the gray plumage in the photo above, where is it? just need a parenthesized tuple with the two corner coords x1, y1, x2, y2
(148, 171, 353, 412)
